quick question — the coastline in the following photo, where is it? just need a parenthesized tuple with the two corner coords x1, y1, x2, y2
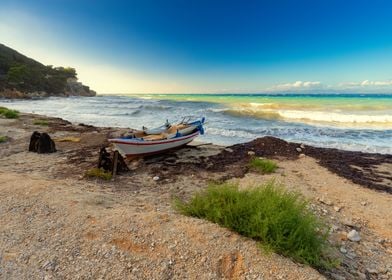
(2, 94, 391, 155)
(1, 111, 391, 279)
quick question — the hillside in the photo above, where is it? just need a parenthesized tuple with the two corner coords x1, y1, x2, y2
(0, 44, 95, 98)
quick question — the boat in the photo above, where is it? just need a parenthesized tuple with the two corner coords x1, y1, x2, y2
(142, 119, 171, 135)
(109, 118, 205, 156)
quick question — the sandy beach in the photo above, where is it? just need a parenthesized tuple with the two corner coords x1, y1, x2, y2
(0, 112, 391, 280)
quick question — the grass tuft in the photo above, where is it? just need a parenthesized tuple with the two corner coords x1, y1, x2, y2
(0, 136, 7, 143)
(85, 168, 112, 180)
(249, 157, 278, 173)
(0, 107, 19, 119)
(174, 181, 335, 269)
(33, 119, 49, 126)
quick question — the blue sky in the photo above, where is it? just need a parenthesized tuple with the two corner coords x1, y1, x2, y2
(1, 0, 392, 93)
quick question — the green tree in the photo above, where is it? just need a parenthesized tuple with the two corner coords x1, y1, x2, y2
(6, 64, 28, 85)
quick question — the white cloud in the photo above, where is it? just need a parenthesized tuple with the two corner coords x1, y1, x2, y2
(339, 79, 392, 88)
(362, 80, 392, 86)
(269, 81, 323, 91)
(265, 79, 392, 93)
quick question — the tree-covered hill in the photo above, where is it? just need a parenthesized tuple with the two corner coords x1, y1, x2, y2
(0, 44, 95, 97)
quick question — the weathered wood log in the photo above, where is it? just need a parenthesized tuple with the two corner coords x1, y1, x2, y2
(116, 151, 129, 173)
(112, 151, 119, 178)
(98, 147, 129, 175)
(98, 147, 112, 171)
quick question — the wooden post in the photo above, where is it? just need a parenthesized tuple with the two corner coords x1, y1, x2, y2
(112, 150, 119, 178)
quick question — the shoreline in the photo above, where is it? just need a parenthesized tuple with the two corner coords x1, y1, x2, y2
(1, 111, 392, 279)
(2, 110, 390, 193)
(1, 94, 392, 154)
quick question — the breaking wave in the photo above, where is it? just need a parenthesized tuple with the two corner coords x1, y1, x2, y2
(1, 94, 392, 154)
(220, 103, 392, 128)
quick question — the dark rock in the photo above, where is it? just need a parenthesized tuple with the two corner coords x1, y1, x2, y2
(36, 133, 56, 153)
(28, 131, 56, 153)
(29, 131, 41, 152)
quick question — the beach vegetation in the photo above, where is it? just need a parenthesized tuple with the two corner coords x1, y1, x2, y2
(0, 136, 7, 143)
(249, 157, 278, 173)
(174, 181, 335, 269)
(0, 107, 19, 119)
(85, 168, 112, 180)
(33, 119, 49, 126)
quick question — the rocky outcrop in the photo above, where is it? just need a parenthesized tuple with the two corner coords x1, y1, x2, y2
(64, 78, 96, 97)
(0, 88, 28, 99)
(0, 78, 96, 99)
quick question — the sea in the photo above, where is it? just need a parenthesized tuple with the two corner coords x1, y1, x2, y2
(1, 93, 392, 154)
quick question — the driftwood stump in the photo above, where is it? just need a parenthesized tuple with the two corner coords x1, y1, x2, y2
(97, 147, 112, 171)
(98, 147, 129, 175)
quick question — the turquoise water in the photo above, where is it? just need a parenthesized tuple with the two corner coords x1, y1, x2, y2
(1, 93, 391, 153)
(135, 93, 392, 129)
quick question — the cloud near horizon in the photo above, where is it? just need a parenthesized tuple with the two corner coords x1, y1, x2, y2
(340, 79, 392, 87)
(268, 79, 392, 93)
(269, 81, 324, 91)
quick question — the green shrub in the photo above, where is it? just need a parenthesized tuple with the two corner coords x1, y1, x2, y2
(4, 110, 19, 119)
(33, 119, 49, 126)
(85, 168, 112, 180)
(249, 157, 278, 173)
(0, 107, 19, 119)
(0, 107, 8, 115)
(175, 181, 334, 269)
(0, 136, 6, 143)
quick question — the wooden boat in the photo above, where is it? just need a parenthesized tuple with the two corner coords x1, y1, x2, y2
(109, 118, 205, 157)
(142, 120, 171, 135)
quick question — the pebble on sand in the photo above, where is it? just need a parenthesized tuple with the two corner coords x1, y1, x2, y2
(347, 229, 361, 242)
(339, 247, 347, 254)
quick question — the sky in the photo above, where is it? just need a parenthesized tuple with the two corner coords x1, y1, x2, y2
(1, 0, 392, 94)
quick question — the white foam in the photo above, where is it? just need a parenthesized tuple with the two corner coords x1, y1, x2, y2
(1, 96, 391, 154)
(278, 110, 392, 124)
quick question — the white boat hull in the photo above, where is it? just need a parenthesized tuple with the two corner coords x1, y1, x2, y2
(109, 131, 199, 157)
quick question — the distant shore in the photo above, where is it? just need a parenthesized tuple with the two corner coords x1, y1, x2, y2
(0, 43, 96, 100)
